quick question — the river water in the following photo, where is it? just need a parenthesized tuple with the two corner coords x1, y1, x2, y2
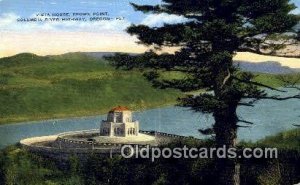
(0, 88, 299, 149)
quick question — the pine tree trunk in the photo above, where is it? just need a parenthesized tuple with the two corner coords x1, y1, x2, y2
(213, 106, 240, 185)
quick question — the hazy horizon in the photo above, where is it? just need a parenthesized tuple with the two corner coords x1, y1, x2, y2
(0, 0, 299, 68)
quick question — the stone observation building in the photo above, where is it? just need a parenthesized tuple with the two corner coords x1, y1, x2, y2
(20, 106, 193, 160)
(100, 106, 139, 137)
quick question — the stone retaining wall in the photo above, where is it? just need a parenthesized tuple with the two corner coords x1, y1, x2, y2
(20, 130, 192, 161)
(56, 130, 186, 148)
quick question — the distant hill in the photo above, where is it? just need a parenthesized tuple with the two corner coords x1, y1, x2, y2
(82, 52, 117, 59)
(0, 53, 47, 66)
(0, 52, 300, 124)
(76, 52, 139, 59)
(1, 52, 299, 74)
(80, 52, 300, 74)
(235, 61, 299, 74)
(0, 52, 180, 124)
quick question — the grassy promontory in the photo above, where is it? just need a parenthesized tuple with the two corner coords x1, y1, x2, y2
(0, 53, 180, 124)
(0, 53, 299, 125)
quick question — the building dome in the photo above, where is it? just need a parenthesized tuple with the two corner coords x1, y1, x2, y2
(109, 106, 130, 112)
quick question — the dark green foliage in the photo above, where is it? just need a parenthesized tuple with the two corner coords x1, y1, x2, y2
(0, 145, 82, 185)
(107, 0, 300, 124)
(106, 1, 299, 184)
(240, 151, 300, 185)
(0, 129, 299, 185)
(106, 0, 299, 114)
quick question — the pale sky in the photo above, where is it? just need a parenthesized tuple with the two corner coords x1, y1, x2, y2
(0, 0, 300, 68)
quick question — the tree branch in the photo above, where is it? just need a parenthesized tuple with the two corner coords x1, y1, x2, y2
(238, 47, 300, 58)
(238, 119, 254, 125)
(232, 76, 286, 92)
(239, 33, 300, 58)
(198, 128, 215, 135)
(221, 68, 231, 89)
(243, 94, 300, 100)
(285, 86, 300, 91)
(237, 125, 251, 128)
(238, 103, 254, 107)
(277, 74, 300, 87)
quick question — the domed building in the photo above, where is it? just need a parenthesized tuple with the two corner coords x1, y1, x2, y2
(100, 106, 139, 137)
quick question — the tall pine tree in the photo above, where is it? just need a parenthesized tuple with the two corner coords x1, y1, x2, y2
(107, 1, 299, 184)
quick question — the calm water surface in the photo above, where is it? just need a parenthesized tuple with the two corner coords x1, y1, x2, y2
(0, 89, 299, 148)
